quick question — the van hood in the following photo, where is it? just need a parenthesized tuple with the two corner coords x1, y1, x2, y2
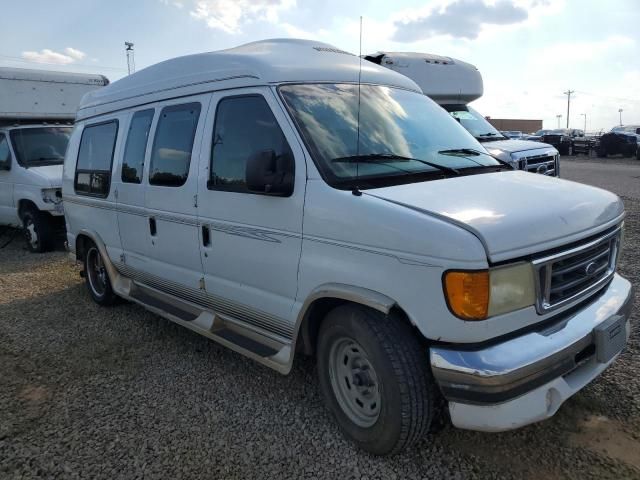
(25, 164, 63, 187)
(365, 171, 624, 262)
(482, 139, 556, 154)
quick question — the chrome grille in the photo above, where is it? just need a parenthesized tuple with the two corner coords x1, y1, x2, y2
(520, 154, 558, 176)
(533, 226, 621, 313)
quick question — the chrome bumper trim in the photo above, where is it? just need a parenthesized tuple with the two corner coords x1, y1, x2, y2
(430, 274, 633, 404)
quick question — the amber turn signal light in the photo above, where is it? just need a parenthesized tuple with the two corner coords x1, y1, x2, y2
(443, 270, 490, 320)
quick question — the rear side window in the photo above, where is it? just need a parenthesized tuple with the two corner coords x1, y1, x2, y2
(149, 103, 201, 187)
(75, 120, 118, 197)
(209, 95, 293, 192)
(122, 109, 154, 184)
(0, 135, 10, 167)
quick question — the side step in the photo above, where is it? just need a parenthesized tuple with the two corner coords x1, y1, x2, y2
(131, 289, 198, 321)
(213, 327, 278, 357)
(126, 282, 293, 374)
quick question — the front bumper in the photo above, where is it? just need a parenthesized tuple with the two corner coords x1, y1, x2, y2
(430, 274, 634, 432)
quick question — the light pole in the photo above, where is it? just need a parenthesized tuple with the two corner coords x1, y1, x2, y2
(580, 113, 586, 132)
(556, 114, 562, 128)
(125, 42, 135, 75)
(618, 108, 623, 126)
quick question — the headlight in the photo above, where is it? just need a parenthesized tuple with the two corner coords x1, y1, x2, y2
(41, 188, 62, 204)
(443, 263, 536, 320)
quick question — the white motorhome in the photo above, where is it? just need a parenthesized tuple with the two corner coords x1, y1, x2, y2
(366, 52, 560, 176)
(63, 39, 632, 455)
(0, 67, 108, 251)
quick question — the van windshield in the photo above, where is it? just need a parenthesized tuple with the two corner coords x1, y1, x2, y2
(443, 105, 506, 141)
(279, 84, 503, 189)
(10, 127, 72, 167)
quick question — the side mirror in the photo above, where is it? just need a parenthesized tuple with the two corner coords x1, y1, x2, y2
(245, 149, 294, 197)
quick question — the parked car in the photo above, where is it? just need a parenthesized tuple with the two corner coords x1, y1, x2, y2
(538, 128, 584, 155)
(501, 130, 523, 139)
(0, 67, 108, 251)
(63, 39, 633, 456)
(522, 129, 552, 141)
(595, 126, 640, 158)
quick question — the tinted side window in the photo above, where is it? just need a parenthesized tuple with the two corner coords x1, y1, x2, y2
(75, 121, 118, 197)
(210, 95, 293, 192)
(122, 109, 154, 183)
(0, 135, 10, 167)
(149, 103, 201, 187)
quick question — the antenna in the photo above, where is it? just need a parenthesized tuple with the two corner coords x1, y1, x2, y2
(125, 42, 135, 75)
(353, 16, 363, 196)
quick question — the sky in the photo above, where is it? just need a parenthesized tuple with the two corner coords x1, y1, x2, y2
(1, 0, 638, 131)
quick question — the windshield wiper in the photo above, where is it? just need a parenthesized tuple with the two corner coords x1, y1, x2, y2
(331, 153, 460, 175)
(437, 148, 512, 170)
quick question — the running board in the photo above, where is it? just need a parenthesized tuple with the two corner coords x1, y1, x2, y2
(131, 289, 199, 321)
(126, 282, 292, 374)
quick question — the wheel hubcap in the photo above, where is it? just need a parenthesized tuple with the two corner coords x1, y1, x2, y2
(24, 220, 38, 248)
(87, 248, 107, 297)
(328, 337, 381, 427)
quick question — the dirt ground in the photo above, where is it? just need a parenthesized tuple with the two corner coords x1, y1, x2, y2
(0, 157, 638, 479)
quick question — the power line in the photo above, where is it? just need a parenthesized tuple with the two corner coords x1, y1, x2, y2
(574, 90, 640, 104)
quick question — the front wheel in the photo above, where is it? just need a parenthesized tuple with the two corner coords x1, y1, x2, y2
(84, 243, 118, 306)
(22, 208, 53, 253)
(317, 305, 437, 455)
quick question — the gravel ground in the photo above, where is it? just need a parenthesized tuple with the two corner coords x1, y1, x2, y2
(1, 162, 639, 479)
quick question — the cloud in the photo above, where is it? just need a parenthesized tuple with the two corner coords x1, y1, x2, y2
(21, 47, 87, 65)
(189, 0, 295, 34)
(392, 0, 529, 42)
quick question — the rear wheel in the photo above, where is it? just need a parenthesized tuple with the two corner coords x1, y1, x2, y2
(21, 208, 53, 253)
(317, 304, 437, 455)
(84, 243, 118, 306)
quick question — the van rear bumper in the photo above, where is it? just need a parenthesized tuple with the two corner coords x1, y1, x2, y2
(430, 273, 633, 431)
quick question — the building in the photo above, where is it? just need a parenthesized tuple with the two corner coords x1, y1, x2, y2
(486, 118, 543, 133)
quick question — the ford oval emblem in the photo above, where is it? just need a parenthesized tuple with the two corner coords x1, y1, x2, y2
(536, 164, 548, 175)
(584, 262, 598, 276)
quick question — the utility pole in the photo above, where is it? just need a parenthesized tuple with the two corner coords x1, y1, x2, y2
(618, 108, 623, 126)
(125, 42, 135, 75)
(556, 114, 562, 128)
(580, 113, 586, 132)
(564, 90, 575, 128)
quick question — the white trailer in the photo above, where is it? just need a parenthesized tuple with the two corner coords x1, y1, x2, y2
(366, 52, 560, 177)
(0, 67, 109, 252)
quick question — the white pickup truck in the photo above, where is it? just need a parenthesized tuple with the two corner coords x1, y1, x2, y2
(0, 67, 108, 251)
(366, 52, 560, 176)
(63, 39, 633, 455)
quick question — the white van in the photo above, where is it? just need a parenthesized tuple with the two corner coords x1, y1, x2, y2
(0, 67, 108, 251)
(63, 39, 633, 455)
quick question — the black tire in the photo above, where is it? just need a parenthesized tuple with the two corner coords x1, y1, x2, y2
(636, 147, 640, 161)
(595, 146, 607, 158)
(317, 304, 437, 456)
(83, 242, 118, 306)
(21, 208, 54, 253)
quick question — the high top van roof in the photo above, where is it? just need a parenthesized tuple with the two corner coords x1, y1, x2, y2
(77, 39, 422, 121)
(365, 51, 483, 104)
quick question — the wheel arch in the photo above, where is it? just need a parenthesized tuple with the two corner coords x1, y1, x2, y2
(292, 284, 415, 357)
(17, 199, 39, 219)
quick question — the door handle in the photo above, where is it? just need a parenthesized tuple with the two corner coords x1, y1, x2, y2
(149, 217, 157, 236)
(202, 225, 210, 247)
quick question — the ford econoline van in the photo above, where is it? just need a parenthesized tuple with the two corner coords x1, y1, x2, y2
(63, 39, 633, 455)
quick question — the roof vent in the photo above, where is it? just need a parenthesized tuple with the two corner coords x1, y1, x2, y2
(313, 46, 355, 56)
